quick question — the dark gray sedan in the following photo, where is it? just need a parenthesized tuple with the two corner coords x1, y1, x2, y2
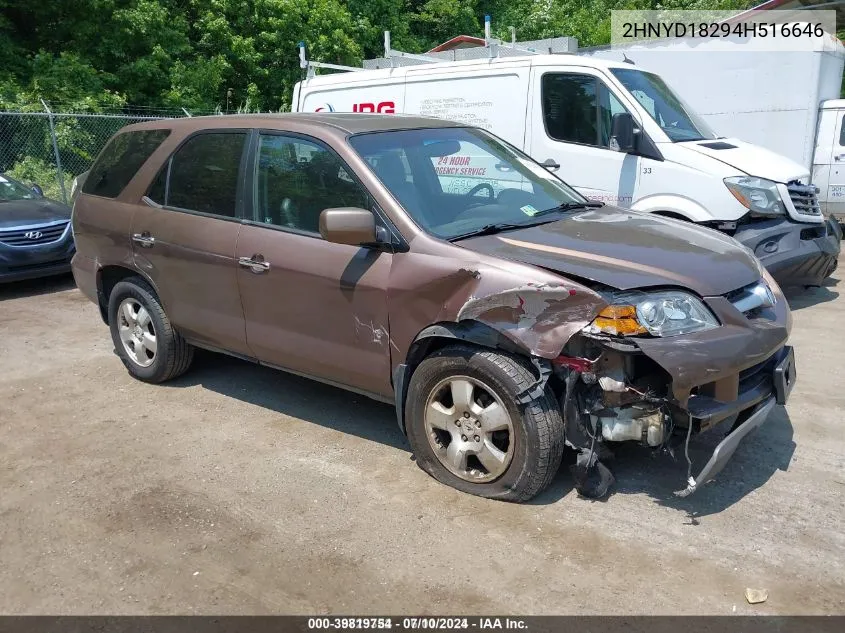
(0, 173, 75, 283)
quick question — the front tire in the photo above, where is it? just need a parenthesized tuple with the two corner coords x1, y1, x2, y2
(108, 277, 194, 383)
(405, 345, 564, 502)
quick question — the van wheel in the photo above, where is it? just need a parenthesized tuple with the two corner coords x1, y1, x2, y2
(405, 345, 564, 502)
(107, 277, 194, 383)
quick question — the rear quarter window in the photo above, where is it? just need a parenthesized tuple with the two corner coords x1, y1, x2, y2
(82, 129, 170, 198)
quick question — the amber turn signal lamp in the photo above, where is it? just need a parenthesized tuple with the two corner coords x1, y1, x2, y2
(727, 187, 751, 209)
(592, 305, 647, 336)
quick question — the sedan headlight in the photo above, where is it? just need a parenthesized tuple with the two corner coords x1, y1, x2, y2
(586, 290, 720, 337)
(724, 176, 784, 216)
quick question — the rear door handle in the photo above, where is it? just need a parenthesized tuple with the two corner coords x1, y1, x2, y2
(132, 232, 155, 248)
(835, 154, 845, 162)
(541, 158, 560, 171)
(238, 255, 271, 274)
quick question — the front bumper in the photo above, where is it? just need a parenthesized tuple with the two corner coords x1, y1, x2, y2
(733, 217, 839, 287)
(674, 345, 794, 496)
(571, 286, 793, 497)
(0, 233, 76, 283)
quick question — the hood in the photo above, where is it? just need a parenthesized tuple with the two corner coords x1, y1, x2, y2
(459, 207, 761, 297)
(0, 198, 71, 230)
(678, 138, 808, 184)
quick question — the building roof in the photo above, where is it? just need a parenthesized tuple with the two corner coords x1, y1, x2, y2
(428, 35, 487, 52)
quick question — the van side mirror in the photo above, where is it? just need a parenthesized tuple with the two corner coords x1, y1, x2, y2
(610, 113, 636, 153)
(31, 184, 44, 197)
(319, 207, 378, 246)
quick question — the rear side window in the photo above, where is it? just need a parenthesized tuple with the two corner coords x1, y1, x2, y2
(160, 132, 247, 218)
(83, 130, 170, 198)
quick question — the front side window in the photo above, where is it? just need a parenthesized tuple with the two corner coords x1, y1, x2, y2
(610, 68, 717, 142)
(83, 129, 170, 198)
(349, 127, 586, 240)
(254, 134, 368, 233)
(0, 174, 38, 202)
(543, 74, 598, 145)
(542, 73, 631, 149)
(164, 132, 247, 217)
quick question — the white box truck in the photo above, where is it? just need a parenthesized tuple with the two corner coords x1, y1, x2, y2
(293, 47, 840, 286)
(585, 32, 845, 222)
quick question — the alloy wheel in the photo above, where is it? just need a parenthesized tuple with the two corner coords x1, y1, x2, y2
(117, 298, 157, 368)
(424, 375, 515, 483)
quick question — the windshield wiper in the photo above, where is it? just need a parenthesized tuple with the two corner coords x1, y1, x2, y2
(449, 215, 573, 241)
(448, 202, 605, 241)
(531, 200, 604, 218)
(449, 222, 534, 242)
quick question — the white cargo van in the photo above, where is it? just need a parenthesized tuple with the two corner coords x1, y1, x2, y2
(293, 52, 840, 286)
(585, 33, 845, 223)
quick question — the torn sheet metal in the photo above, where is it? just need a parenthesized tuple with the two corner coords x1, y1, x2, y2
(456, 282, 606, 358)
(387, 248, 608, 370)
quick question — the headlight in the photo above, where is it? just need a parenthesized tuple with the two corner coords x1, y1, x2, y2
(586, 290, 720, 337)
(724, 176, 784, 216)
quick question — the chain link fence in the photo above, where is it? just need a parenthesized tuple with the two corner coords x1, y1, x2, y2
(0, 106, 188, 204)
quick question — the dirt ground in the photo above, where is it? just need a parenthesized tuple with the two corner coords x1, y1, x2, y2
(0, 266, 843, 615)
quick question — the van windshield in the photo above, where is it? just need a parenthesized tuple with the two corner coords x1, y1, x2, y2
(349, 127, 588, 240)
(610, 68, 717, 143)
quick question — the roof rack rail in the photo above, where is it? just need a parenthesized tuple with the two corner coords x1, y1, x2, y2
(383, 31, 441, 66)
(298, 42, 364, 78)
(298, 16, 578, 75)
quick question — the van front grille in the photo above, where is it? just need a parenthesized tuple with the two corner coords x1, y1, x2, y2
(787, 182, 821, 217)
(0, 222, 68, 246)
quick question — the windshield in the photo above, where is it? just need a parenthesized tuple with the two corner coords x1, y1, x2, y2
(611, 69, 717, 143)
(349, 127, 586, 240)
(0, 174, 38, 202)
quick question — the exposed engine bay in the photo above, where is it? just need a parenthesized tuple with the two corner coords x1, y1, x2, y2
(548, 330, 794, 499)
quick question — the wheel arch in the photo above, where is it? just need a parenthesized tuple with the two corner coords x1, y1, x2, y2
(631, 194, 712, 223)
(392, 320, 536, 435)
(97, 265, 161, 324)
(652, 210, 691, 222)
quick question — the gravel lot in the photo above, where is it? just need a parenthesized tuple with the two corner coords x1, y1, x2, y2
(1, 267, 843, 615)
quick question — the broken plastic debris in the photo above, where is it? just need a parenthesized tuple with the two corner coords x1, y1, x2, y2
(745, 588, 768, 604)
(598, 375, 626, 392)
(674, 476, 697, 498)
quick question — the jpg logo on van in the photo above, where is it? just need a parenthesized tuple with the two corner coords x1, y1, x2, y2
(314, 102, 396, 114)
(352, 102, 395, 113)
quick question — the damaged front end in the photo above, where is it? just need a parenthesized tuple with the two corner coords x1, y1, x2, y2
(550, 275, 795, 498)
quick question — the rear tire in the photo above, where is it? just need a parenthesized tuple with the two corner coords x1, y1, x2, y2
(108, 277, 194, 383)
(405, 345, 564, 502)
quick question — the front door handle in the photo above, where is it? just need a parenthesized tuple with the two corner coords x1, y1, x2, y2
(835, 154, 845, 162)
(238, 255, 271, 274)
(132, 232, 155, 248)
(541, 158, 560, 171)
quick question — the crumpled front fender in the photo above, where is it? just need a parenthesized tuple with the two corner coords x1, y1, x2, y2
(388, 251, 609, 367)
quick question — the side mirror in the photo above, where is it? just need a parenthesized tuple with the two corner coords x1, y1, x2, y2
(319, 207, 377, 246)
(610, 112, 636, 153)
(31, 184, 44, 197)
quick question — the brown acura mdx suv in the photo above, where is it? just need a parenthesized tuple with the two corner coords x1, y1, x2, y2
(72, 114, 795, 501)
